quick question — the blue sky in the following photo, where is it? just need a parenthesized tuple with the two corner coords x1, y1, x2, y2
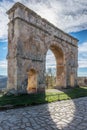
(70, 30, 87, 76)
(0, 0, 87, 77)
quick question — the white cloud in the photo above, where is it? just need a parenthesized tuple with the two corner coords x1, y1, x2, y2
(78, 42, 87, 68)
(0, 60, 7, 68)
(0, 0, 87, 75)
(46, 50, 56, 69)
(78, 60, 87, 68)
(0, 0, 14, 39)
(0, 60, 7, 76)
(0, 0, 87, 39)
(2, 47, 7, 50)
(79, 42, 87, 52)
(0, 38, 8, 43)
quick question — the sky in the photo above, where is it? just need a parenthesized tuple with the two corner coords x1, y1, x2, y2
(0, 0, 87, 77)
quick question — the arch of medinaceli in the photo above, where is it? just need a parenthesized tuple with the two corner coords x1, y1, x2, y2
(7, 2, 78, 93)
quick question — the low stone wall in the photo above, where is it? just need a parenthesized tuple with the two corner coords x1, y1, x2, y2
(78, 77, 87, 87)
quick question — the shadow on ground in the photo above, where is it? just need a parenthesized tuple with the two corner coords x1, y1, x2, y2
(37, 87, 87, 130)
(0, 78, 87, 130)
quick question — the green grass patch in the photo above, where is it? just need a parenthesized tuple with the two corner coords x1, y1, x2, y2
(0, 87, 87, 108)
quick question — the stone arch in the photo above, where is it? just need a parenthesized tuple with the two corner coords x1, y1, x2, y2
(46, 43, 66, 88)
(7, 2, 78, 93)
(27, 68, 37, 93)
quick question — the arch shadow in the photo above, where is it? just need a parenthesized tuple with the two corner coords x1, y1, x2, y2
(0, 86, 87, 130)
(31, 87, 87, 130)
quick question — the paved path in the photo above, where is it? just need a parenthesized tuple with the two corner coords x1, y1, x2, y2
(0, 97, 87, 130)
(46, 88, 73, 93)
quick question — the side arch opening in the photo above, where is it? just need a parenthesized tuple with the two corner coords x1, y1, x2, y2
(46, 49, 56, 88)
(70, 73, 75, 87)
(27, 69, 37, 93)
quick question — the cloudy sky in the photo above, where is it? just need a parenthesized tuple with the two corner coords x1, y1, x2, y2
(0, 0, 87, 76)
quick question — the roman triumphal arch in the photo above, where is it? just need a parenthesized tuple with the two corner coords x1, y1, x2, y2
(7, 2, 78, 93)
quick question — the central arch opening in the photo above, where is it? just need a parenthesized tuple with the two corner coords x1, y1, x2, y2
(27, 69, 37, 93)
(46, 50, 56, 88)
(46, 45, 66, 89)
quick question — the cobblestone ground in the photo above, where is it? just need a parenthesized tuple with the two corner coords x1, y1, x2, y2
(0, 97, 87, 130)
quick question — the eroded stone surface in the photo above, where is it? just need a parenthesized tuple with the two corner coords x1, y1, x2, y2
(0, 97, 87, 130)
(7, 2, 78, 93)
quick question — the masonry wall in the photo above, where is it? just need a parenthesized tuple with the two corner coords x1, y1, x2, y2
(7, 3, 78, 93)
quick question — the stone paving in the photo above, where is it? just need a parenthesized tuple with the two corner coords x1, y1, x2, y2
(0, 97, 87, 130)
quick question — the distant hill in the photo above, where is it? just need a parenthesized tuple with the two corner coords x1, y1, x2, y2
(0, 75, 7, 79)
(0, 75, 7, 89)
